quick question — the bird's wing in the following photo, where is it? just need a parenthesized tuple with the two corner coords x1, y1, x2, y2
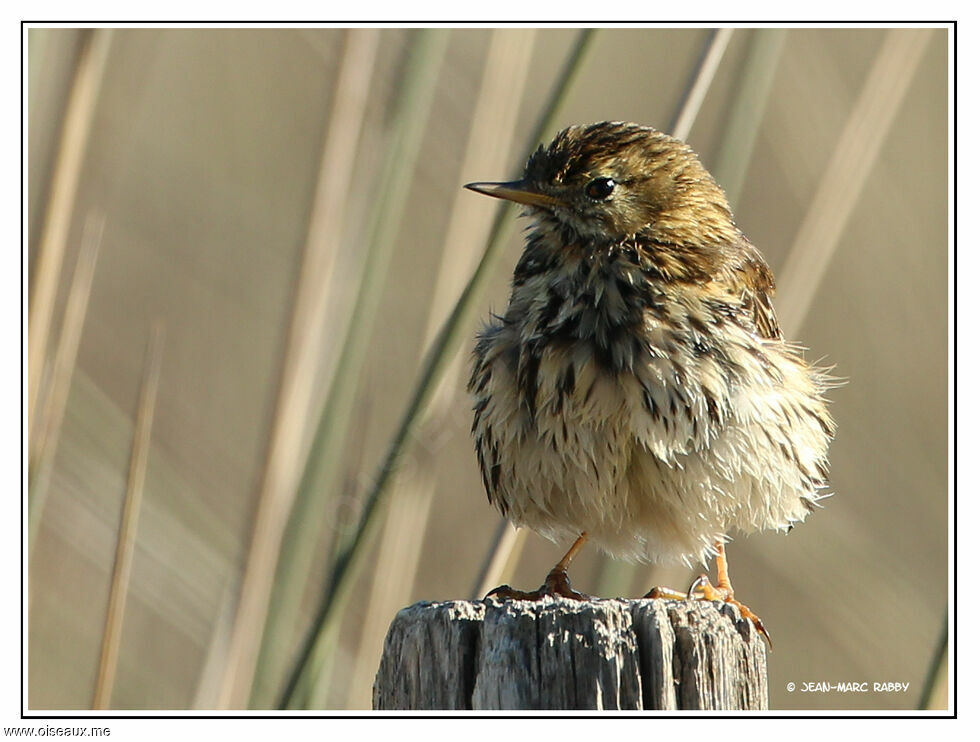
(744, 283, 782, 341)
(735, 241, 783, 341)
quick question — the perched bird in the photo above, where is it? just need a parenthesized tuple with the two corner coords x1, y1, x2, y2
(466, 122, 835, 642)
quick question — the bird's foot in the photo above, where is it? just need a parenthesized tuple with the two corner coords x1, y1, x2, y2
(692, 574, 772, 649)
(485, 567, 591, 601)
(643, 575, 772, 649)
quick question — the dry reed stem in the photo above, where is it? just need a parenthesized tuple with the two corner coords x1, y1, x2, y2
(642, 27, 935, 641)
(776, 29, 934, 335)
(92, 322, 165, 709)
(918, 614, 948, 710)
(472, 522, 528, 599)
(633, 28, 786, 598)
(672, 28, 734, 142)
(712, 29, 788, 210)
(28, 31, 111, 435)
(215, 29, 382, 710)
(276, 29, 596, 710)
(344, 29, 538, 708)
(291, 29, 453, 708)
(28, 213, 104, 555)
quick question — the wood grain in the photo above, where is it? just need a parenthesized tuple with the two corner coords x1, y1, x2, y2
(374, 597, 768, 710)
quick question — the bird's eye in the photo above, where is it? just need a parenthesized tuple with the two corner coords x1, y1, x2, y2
(585, 177, 616, 200)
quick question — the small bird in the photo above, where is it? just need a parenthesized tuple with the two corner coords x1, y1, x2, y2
(466, 122, 835, 642)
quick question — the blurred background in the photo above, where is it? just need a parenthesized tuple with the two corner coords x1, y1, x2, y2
(26, 26, 949, 712)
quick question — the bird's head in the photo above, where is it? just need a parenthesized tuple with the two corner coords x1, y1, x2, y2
(466, 121, 736, 247)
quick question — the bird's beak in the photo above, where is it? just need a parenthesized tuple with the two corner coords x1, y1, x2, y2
(464, 180, 560, 209)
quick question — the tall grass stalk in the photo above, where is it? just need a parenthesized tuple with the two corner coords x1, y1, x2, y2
(92, 322, 165, 709)
(344, 29, 538, 709)
(28, 213, 104, 557)
(775, 28, 933, 333)
(671, 27, 734, 142)
(244, 28, 451, 708)
(220, 28, 383, 710)
(28, 30, 111, 444)
(471, 521, 527, 598)
(636, 27, 934, 623)
(277, 29, 596, 710)
(918, 612, 948, 710)
(622, 28, 787, 598)
(711, 28, 787, 211)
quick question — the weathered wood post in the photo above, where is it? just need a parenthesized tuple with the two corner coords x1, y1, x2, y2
(373, 597, 768, 710)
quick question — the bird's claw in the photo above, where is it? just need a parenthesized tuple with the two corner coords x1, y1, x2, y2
(485, 567, 591, 601)
(687, 574, 710, 600)
(728, 599, 773, 650)
(644, 575, 772, 649)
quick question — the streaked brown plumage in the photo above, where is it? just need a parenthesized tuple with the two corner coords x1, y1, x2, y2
(466, 122, 835, 639)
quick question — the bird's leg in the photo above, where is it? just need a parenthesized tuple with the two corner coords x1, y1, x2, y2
(542, 532, 590, 598)
(486, 533, 591, 601)
(644, 541, 771, 648)
(690, 542, 772, 648)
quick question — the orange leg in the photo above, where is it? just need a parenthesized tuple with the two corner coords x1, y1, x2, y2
(644, 541, 771, 648)
(486, 533, 591, 601)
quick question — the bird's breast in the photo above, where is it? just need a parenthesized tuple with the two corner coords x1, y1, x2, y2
(506, 263, 740, 463)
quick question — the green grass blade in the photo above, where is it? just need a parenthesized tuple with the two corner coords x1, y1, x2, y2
(277, 28, 596, 710)
(917, 611, 948, 710)
(711, 28, 787, 211)
(247, 28, 450, 708)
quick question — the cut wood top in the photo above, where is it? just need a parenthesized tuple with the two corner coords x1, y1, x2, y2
(373, 597, 768, 711)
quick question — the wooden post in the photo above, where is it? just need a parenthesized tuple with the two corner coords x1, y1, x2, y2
(373, 597, 768, 710)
